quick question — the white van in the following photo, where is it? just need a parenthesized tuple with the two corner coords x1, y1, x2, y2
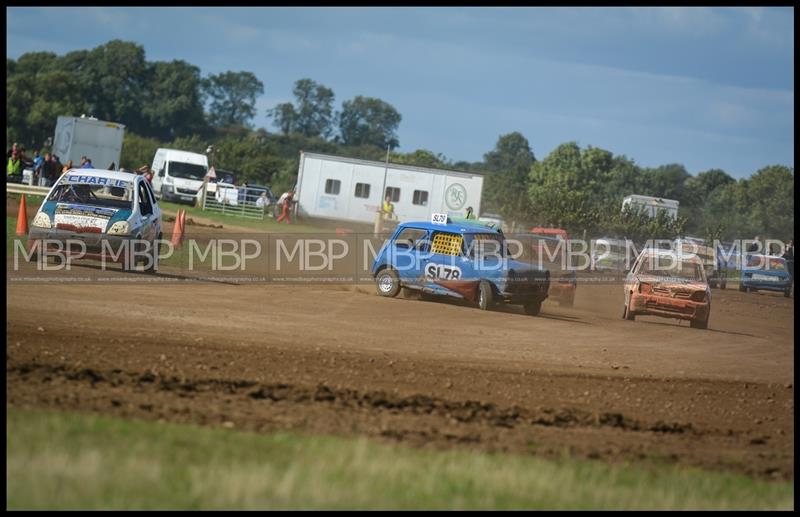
(150, 148, 209, 203)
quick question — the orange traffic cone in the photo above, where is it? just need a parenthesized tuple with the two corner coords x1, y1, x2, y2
(178, 209, 186, 246)
(171, 209, 185, 248)
(16, 195, 29, 236)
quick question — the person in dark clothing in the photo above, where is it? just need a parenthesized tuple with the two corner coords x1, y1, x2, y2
(783, 239, 794, 281)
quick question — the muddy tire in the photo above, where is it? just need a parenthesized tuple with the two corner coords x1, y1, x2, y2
(477, 280, 494, 310)
(739, 283, 747, 292)
(376, 268, 401, 297)
(623, 297, 635, 321)
(720, 278, 727, 290)
(524, 300, 542, 316)
(690, 317, 709, 329)
(145, 237, 160, 274)
(785, 287, 791, 298)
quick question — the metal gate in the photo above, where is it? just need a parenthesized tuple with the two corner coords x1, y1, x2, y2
(201, 185, 270, 220)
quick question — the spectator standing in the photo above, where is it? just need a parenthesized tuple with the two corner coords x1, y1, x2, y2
(62, 159, 73, 174)
(783, 239, 794, 281)
(82, 157, 94, 169)
(6, 149, 22, 180)
(32, 150, 44, 184)
(276, 189, 295, 224)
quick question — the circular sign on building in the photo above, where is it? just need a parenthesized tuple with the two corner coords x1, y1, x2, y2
(445, 183, 467, 210)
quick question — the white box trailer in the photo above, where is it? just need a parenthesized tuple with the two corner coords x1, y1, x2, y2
(296, 152, 484, 225)
(621, 194, 679, 219)
(52, 116, 125, 170)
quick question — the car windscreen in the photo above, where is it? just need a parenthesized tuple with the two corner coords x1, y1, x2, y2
(639, 256, 705, 282)
(168, 161, 207, 180)
(48, 176, 133, 209)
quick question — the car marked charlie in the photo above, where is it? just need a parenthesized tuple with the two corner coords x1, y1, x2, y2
(27, 168, 163, 272)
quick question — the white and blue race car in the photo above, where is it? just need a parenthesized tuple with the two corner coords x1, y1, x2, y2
(28, 168, 163, 272)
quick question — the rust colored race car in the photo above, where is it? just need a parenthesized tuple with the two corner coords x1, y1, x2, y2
(622, 248, 711, 329)
(530, 229, 576, 307)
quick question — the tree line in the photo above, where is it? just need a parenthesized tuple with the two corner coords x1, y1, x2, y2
(6, 40, 793, 241)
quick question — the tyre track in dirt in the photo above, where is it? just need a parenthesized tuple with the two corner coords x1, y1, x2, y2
(6, 259, 795, 482)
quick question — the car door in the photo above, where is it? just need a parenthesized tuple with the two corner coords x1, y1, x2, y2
(425, 230, 472, 294)
(390, 227, 431, 287)
(136, 179, 158, 241)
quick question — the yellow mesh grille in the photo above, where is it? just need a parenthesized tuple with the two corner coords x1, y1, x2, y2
(432, 232, 463, 256)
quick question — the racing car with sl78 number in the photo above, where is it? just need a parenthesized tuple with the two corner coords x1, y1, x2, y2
(27, 168, 163, 272)
(371, 214, 550, 315)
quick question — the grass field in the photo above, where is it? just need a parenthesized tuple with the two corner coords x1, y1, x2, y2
(6, 408, 793, 510)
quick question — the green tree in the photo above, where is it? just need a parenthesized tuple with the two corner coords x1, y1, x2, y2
(337, 96, 402, 150)
(483, 132, 536, 222)
(389, 149, 448, 169)
(141, 60, 207, 140)
(746, 165, 794, 239)
(203, 71, 264, 128)
(268, 78, 335, 139)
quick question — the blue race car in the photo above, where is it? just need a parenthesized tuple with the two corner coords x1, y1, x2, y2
(739, 254, 792, 297)
(371, 215, 550, 315)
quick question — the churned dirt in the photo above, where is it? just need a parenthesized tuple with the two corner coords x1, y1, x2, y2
(6, 245, 795, 482)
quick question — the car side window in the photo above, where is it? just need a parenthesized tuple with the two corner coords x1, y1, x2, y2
(143, 180, 157, 206)
(138, 181, 153, 216)
(394, 228, 428, 250)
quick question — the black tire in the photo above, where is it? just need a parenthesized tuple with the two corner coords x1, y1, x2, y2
(785, 288, 791, 298)
(524, 300, 542, 316)
(624, 295, 635, 321)
(690, 317, 708, 329)
(376, 268, 401, 297)
(720, 278, 727, 290)
(477, 280, 494, 310)
(738, 283, 746, 292)
(145, 237, 160, 274)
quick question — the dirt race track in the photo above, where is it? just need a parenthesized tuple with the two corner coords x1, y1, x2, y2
(7, 246, 795, 484)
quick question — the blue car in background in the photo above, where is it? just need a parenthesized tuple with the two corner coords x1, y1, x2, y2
(739, 254, 792, 298)
(371, 217, 550, 315)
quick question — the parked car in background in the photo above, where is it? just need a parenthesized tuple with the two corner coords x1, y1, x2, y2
(739, 254, 792, 297)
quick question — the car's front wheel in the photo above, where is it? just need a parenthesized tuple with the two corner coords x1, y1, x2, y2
(145, 235, 161, 274)
(376, 268, 401, 297)
(477, 280, 494, 310)
(690, 316, 709, 329)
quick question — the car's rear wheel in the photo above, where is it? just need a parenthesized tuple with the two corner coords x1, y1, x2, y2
(785, 287, 791, 298)
(477, 280, 494, 310)
(738, 283, 747, 292)
(524, 299, 542, 316)
(720, 278, 727, 289)
(376, 268, 400, 297)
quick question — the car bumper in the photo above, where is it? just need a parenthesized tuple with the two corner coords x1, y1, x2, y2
(28, 227, 139, 256)
(741, 280, 791, 292)
(629, 292, 709, 321)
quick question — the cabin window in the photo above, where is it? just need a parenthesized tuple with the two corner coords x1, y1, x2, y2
(412, 190, 429, 206)
(354, 182, 371, 198)
(385, 186, 400, 202)
(325, 179, 341, 195)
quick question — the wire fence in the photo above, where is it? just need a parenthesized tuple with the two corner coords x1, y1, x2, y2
(201, 184, 277, 220)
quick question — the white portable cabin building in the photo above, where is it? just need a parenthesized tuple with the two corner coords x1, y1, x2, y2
(295, 152, 484, 225)
(621, 194, 680, 219)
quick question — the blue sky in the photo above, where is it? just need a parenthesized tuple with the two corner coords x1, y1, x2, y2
(6, 7, 794, 178)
